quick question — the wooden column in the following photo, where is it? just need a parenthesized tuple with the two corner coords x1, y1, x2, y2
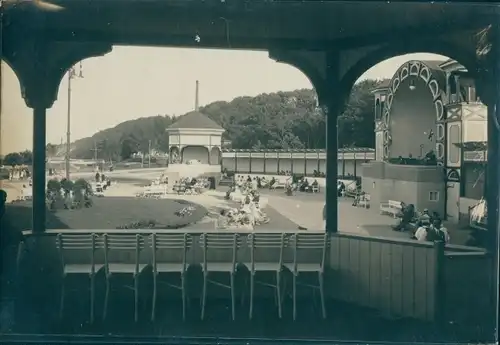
(235, 152, 238, 173)
(304, 152, 307, 176)
(325, 50, 340, 234)
(32, 107, 47, 233)
(317, 151, 321, 173)
(342, 153, 346, 177)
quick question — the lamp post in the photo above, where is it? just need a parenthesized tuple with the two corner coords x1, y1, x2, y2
(148, 140, 152, 168)
(65, 62, 84, 180)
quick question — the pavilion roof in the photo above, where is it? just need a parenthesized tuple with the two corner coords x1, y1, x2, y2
(167, 111, 223, 130)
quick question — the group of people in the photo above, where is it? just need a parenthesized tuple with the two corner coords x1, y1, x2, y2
(219, 189, 270, 230)
(223, 179, 270, 229)
(285, 177, 319, 196)
(392, 203, 450, 243)
(173, 177, 210, 195)
(6, 166, 30, 181)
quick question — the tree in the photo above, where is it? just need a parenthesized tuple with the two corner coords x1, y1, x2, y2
(3, 152, 23, 166)
(120, 138, 138, 160)
(19, 150, 33, 165)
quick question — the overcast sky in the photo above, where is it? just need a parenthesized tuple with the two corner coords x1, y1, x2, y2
(1, 47, 446, 154)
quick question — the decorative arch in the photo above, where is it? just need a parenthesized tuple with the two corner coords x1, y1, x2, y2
(381, 60, 446, 164)
(339, 38, 479, 108)
(169, 146, 180, 164)
(2, 40, 112, 108)
(209, 146, 221, 165)
(181, 146, 209, 164)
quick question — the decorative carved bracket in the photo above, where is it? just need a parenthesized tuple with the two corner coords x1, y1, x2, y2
(3, 40, 112, 109)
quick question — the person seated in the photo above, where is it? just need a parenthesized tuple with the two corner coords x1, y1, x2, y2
(303, 179, 310, 192)
(392, 204, 415, 232)
(417, 209, 431, 227)
(256, 176, 262, 188)
(269, 177, 276, 189)
(431, 211, 441, 223)
(312, 179, 319, 189)
(252, 191, 260, 204)
(413, 218, 431, 241)
(415, 219, 450, 243)
(424, 150, 437, 165)
(352, 190, 365, 206)
(338, 181, 346, 197)
(217, 209, 229, 229)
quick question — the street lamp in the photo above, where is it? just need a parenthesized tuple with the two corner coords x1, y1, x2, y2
(65, 62, 84, 180)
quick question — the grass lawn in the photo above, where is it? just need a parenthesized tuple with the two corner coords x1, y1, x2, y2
(5, 197, 207, 231)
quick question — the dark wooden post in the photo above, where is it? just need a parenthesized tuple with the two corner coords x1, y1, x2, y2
(325, 50, 340, 234)
(249, 152, 252, 173)
(263, 152, 267, 174)
(32, 107, 47, 233)
(433, 241, 445, 326)
(234, 151, 238, 173)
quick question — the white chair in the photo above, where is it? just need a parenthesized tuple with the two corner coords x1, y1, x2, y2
(57, 232, 104, 324)
(102, 233, 148, 322)
(284, 232, 329, 320)
(150, 233, 192, 321)
(244, 233, 288, 319)
(199, 232, 241, 321)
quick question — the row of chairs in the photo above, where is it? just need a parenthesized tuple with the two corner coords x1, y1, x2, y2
(57, 231, 329, 324)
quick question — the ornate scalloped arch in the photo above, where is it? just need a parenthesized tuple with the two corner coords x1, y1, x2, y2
(381, 60, 446, 165)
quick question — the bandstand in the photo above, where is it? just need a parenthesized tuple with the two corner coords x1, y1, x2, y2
(2, 1, 498, 341)
(364, 59, 488, 224)
(164, 110, 224, 178)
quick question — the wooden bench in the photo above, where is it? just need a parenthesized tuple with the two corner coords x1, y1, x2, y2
(340, 180, 358, 198)
(380, 200, 402, 218)
(270, 177, 290, 189)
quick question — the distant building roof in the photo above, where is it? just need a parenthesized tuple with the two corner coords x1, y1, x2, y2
(167, 111, 224, 130)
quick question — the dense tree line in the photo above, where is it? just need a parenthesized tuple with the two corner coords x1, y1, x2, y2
(1, 79, 386, 165)
(0, 150, 33, 166)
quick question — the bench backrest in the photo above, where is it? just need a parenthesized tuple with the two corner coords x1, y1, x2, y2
(388, 200, 402, 208)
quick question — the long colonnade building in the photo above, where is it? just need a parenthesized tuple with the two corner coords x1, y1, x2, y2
(221, 148, 374, 178)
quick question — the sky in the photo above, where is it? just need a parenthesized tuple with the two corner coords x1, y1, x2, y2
(0, 47, 446, 154)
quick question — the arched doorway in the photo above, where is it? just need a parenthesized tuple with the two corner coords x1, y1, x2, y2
(383, 61, 445, 162)
(169, 146, 180, 164)
(210, 146, 221, 165)
(181, 146, 209, 164)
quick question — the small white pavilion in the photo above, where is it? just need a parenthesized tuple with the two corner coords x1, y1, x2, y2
(165, 80, 225, 166)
